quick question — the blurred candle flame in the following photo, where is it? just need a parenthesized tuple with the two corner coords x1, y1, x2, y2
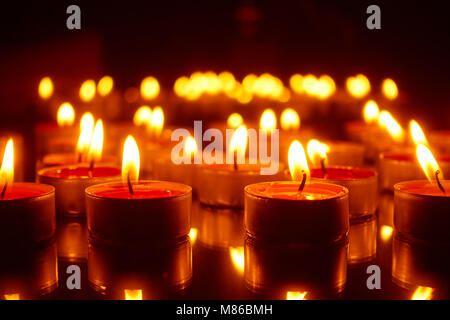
(124, 289, 143, 300)
(411, 286, 433, 300)
(140, 76, 160, 100)
(184, 136, 198, 163)
(57, 102, 75, 127)
(122, 135, 140, 183)
(79, 79, 96, 102)
(4, 293, 20, 300)
(346, 74, 371, 98)
(363, 100, 380, 124)
(77, 112, 95, 159)
(189, 228, 198, 244)
(133, 106, 152, 127)
(380, 225, 393, 241)
(227, 113, 244, 129)
(409, 120, 428, 145)
(382, 78, 398, 100)
(286, 291, 307, 300)
(87, 120, 104, 163)
(307, 139, 329, 167)
(97, 76, 114, 97)
(148, 106, 164, 136)
(280, 108, 300, 130)
(378, 111, 404, 143)
(38, 77, 53, 100)
(0, 139, 14, 195)
(229, 246, 245, 273)
(229, 125, 248, 162)
(260, 109, 277, 132)
(416, 144, 442, 182)
(288, 140, 310, 182)
(290, 74, 304, 94)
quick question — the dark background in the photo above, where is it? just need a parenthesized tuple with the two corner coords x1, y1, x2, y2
(0, 0, 449, 127)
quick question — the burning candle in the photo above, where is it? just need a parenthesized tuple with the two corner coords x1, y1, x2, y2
(394, 144, 450, 241)
(245, 140, 349, 243)
(85, 136, 192, 245)
(0, 139, 56, 243)
(37, 121, 121, 218)
(305, 139, 377, 218)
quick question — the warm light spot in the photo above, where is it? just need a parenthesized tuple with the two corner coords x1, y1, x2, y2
(260, 109, 277, 132)
(302, 74, 319, 96)
(382, 78, 398, 100)
(38, 77, 53, 100)
(184, 136, 198, 163)
(242, 74, 258, 92)
(316, 75, 336, 99)
(97, 76, 114, 97)
(227, 113, 244, 129)
(124, 289, 143, 300)
(363, 100, 380, 124)
(79, 79, 96, 102)
(4, 293, 20, 300)
(0, 139, 14, 192)
(77, 112, 95, 158)
(122, 135, 140, 183)
(174, 76, 190, 97)
(133, 106, 152, 127)
(189, 228, 198, 244)
(148, 106, 164, 136)
(218, 71, 236, 92)
(57, 102, 75, 127)
(229, 246, 245, 273)
(286, 291, 307, 300)
(416, 144, 442, 182)
(378, 111, 404, 143)
(411, 286, 433, 300)
(346, 74, 371, 98)
(289, 74, 304, 94)
(280, 108, 300, 130)
(307, 139, 330, 167)
(380, 225, 393, 241)
(409, 120, 428, 146)
(87, 120, 104, 163)
(229, 125, 248, 162)
(288, 140, 310, 182)
(140, 76, 160, 100)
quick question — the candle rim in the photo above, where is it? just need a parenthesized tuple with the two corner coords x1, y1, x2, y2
(38, 165, 121, 180)
(42, 153, 117, 166)
(395, 180, 450, 198)
(309, 166, 377, 180)
(0, 182, 54, 201)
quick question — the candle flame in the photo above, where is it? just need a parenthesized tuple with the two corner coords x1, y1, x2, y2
(409, 120, 428, 146)
(316, 75, 336, 99)
(307, 139, 330, 167)
(363, 100, 380, 124)
(260, 109, 277, 132)
(77, 112, 95, 158)
(286, 291, 307, 300)
(281, 108, 300, 130)
(0, 139, 14, 195)
(87, 120, 104, 163)
(288, 140, 310, 182)
(133, 106, 152, 127)
(189, 228, 198, 244)
(184, 136, 198, 163)
(411, 286, 433, 300)
(124, 289, 143, 300)
(148, 106, 164, 136)
(97, 76, 114, 97)
(227, 113, 244, 129)
(378, 111, 404, 143)
(79, 79, 96, 102)
(140, 76, 160, 100)
(3, 293, 20, 300)
(346, 74, 371, 98)
(380, 225, 393, 241)
(289, 74, 304, 94)
(122, 135, 140, 183)
(229, 246, 245, 274)
(38, 77, 53, 100)
(57, 102, 75, 127)
(229, 125, 248, 161)
(416, 144, 442, 182)
(382, 78, 398, 100)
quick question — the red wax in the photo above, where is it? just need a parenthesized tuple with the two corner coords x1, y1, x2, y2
(311, 167, 375, 180)
(396, 180, 450, 197)
(201, 163, 262, 172)
(0, 183, 53, 200)
(40, 166, 121, 179)
(382, 153, 450, 162)
(87, 181, 190, 199)
(246, 181, 346, 200)
(35, 122, 60, 133)
(42, 153, 117, 166)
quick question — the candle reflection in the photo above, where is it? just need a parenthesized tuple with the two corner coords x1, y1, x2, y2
(411, 286, 433, 300)
(124, 289, 143, 300)
(348, 215, 377, 264)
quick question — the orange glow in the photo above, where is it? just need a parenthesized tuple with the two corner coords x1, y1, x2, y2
(140, 76, 160, 100)
(38, 77, 53, 100)
(189, 228, 198, 244)
(79, 79, 96, 102)
(184, 136, 198, 163)
(307, 139, 330, 167)
(382, 78, 398, 100)
(4, 293, 20, 300)
(227, 113, 244, 129)
(124, 289, 143, 300)
(280, 108, 300, 130)
(316, 75, 336, 99)
(133, 106, 152, 127)
(411, 286, 433, 300)
(87, 120, 104, 163)
(288, 140, 310, 182)
(380, 225, 393, 241)
(289, 74, 304, 94)
(57, 102, 75, 127)
(122, 135, 140, 183)
(302, 74, 319, 96)
(346, 74, 371, 98)
(260, 109, 277, 132)
(286, 291, 307, 300)
(76, 112, 95, 158)
(0, 139, 14, 193)
(409, 120, 428, 145)
(229, 246, 245, 273)
(363, 100, 380, 124)
(174, 76, 190, 97)
(148, 106, 164, 136)
(218, 71, 236, 92)
(229, 125, 248, 162)
(416, 144, 442, 182)
(378, 111, 404, 143)
(97, 76, 114, 97)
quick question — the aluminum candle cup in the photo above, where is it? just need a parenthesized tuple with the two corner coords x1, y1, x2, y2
(348, 216, 377, 264)
(86, 181, 192, 246)
(379, 152, 450, 192)
(34, 122, 77, 157)
(0, 183, 55, 244)
(324, 141, 365, 167)
(309, 167, 378, 219)
(152, 154, 197, 190)
(37, 165, 121, 218)
(394, 180, 450, 241)
(197, 163, 284, 208)
(244, 181, 349, 243)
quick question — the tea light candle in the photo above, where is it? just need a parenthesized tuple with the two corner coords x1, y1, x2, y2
(85, 136, 192, 245)
(40, 153, 117, 168)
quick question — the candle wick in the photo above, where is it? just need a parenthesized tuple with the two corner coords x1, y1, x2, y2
(298, 172, 307, 192)
(77, 152, 82, 163)
(127, 173, 134, 196)
(0, 182, 7, 199)
(233, 151, 238, 171)
(321, 158, 327, 175)
(88, 160, 95, 178)
(436, 170, 446, 194)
